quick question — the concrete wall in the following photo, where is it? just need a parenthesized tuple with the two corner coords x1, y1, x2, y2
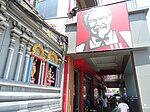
(133, 48, 150, 112)
(129, 5, 150, 112)
(129, 7, 150, 48)
(124, 57, 137, 97)
(65, 23, 77, 54)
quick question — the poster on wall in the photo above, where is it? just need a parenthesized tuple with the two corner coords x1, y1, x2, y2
(76, 1, 132, 53)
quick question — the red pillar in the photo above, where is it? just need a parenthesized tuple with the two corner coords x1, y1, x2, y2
(62, 56, 69, 112)
(79, 71, 83, 112)
(43, 63, 48, 85)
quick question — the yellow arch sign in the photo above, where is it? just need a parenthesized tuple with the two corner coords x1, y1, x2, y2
(30, 44, 44, 58)
(46, 51, 58, 64)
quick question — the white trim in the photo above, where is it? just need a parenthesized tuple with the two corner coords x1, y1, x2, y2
(0, 79, 61, 91)
(0, 92, 61, 101)
(0, 98, 61, 112)
(15, 50, 24, 81)
(3, 48, 14, 80)
(22, 51, 30, 82)
(40, 62, 45, 85)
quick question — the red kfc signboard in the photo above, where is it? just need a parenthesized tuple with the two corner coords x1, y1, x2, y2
(76, 1, 132, 53)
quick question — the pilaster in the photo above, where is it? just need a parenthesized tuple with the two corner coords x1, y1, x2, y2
(14, 36, 28, 81)
(0, 0, 9, 34)
(22, 33, 35, 82)
(3, 21, 22, 80)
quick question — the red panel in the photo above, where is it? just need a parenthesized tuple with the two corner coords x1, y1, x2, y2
(62, 56, 69, 112)
(30, 53, 44, 60)
(43, 63, 48, 85)
(110, 2, 130, 30)
(73, 58, 97, 76)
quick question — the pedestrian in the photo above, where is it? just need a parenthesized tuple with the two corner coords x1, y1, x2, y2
(110, 96, 118, 112)
(102, 95, 108, 112)
(84, 95, 91, 112)
(96, 95, 103, 112)
(118, 98, 130, 112)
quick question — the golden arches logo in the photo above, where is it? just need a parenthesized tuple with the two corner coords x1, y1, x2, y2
(46, 51, 58, 64)
(31, 44, 44, 58)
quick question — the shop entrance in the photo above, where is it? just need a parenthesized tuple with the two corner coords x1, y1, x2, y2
(72, 49, 141, 112)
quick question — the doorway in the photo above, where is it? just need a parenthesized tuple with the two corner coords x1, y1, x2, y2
(73, 70, 80, 112)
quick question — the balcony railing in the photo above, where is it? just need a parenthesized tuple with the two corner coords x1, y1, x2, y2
(96, 0, 137, 10)
(126, 0, 137, 10)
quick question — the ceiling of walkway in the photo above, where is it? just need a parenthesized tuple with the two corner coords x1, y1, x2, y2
(71, 49, 131, 76)
(71, 49, 131, 88)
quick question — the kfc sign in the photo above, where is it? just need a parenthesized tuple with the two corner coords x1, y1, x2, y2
(76, 1, 132, 53)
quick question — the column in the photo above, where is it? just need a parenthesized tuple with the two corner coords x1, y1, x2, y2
(132, 49, 150, 112)
(14, 38, 27, 81)
(62, 56, 69, 112)
(40, 48, 48, 85)
(3, 27, 21, 80)
(56, 66, 60, 87)
(38, 61, 45, 85)
(22, 38, 34, 82)
(0, 0, 9, 34)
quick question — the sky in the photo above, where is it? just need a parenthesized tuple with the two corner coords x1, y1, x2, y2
(136, 0, 150, 33)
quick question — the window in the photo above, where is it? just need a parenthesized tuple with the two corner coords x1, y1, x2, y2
(37, 0, 58, 19)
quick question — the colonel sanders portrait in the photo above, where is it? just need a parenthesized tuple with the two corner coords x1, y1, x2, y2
(76, 3, 132, 52)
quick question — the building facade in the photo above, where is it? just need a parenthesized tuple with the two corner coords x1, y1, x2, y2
(1, 0, 150, 112)
(64, 1, 150, 112)
(0, 0, 67, 111)
(33, 0, 150, 111)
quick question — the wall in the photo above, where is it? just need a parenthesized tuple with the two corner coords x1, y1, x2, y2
(129, 7, 150, 48)
(133, 48, 150, 112)
(65, 23, 77, 53)
(129, 5, 150, 112)
(124, 57, 137, 97)
(136, 0, 150, 35)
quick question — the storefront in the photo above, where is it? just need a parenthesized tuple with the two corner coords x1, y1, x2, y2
(64, 0, 150, 111)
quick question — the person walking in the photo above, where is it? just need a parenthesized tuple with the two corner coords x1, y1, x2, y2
(96, 95, 103, 112)
(110, 96, 118, 112)
(118, 98, 130, 112)
(102, 95, 108, 112)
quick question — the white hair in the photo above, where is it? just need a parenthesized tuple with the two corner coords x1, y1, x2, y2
(83, 6, 112, 25)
